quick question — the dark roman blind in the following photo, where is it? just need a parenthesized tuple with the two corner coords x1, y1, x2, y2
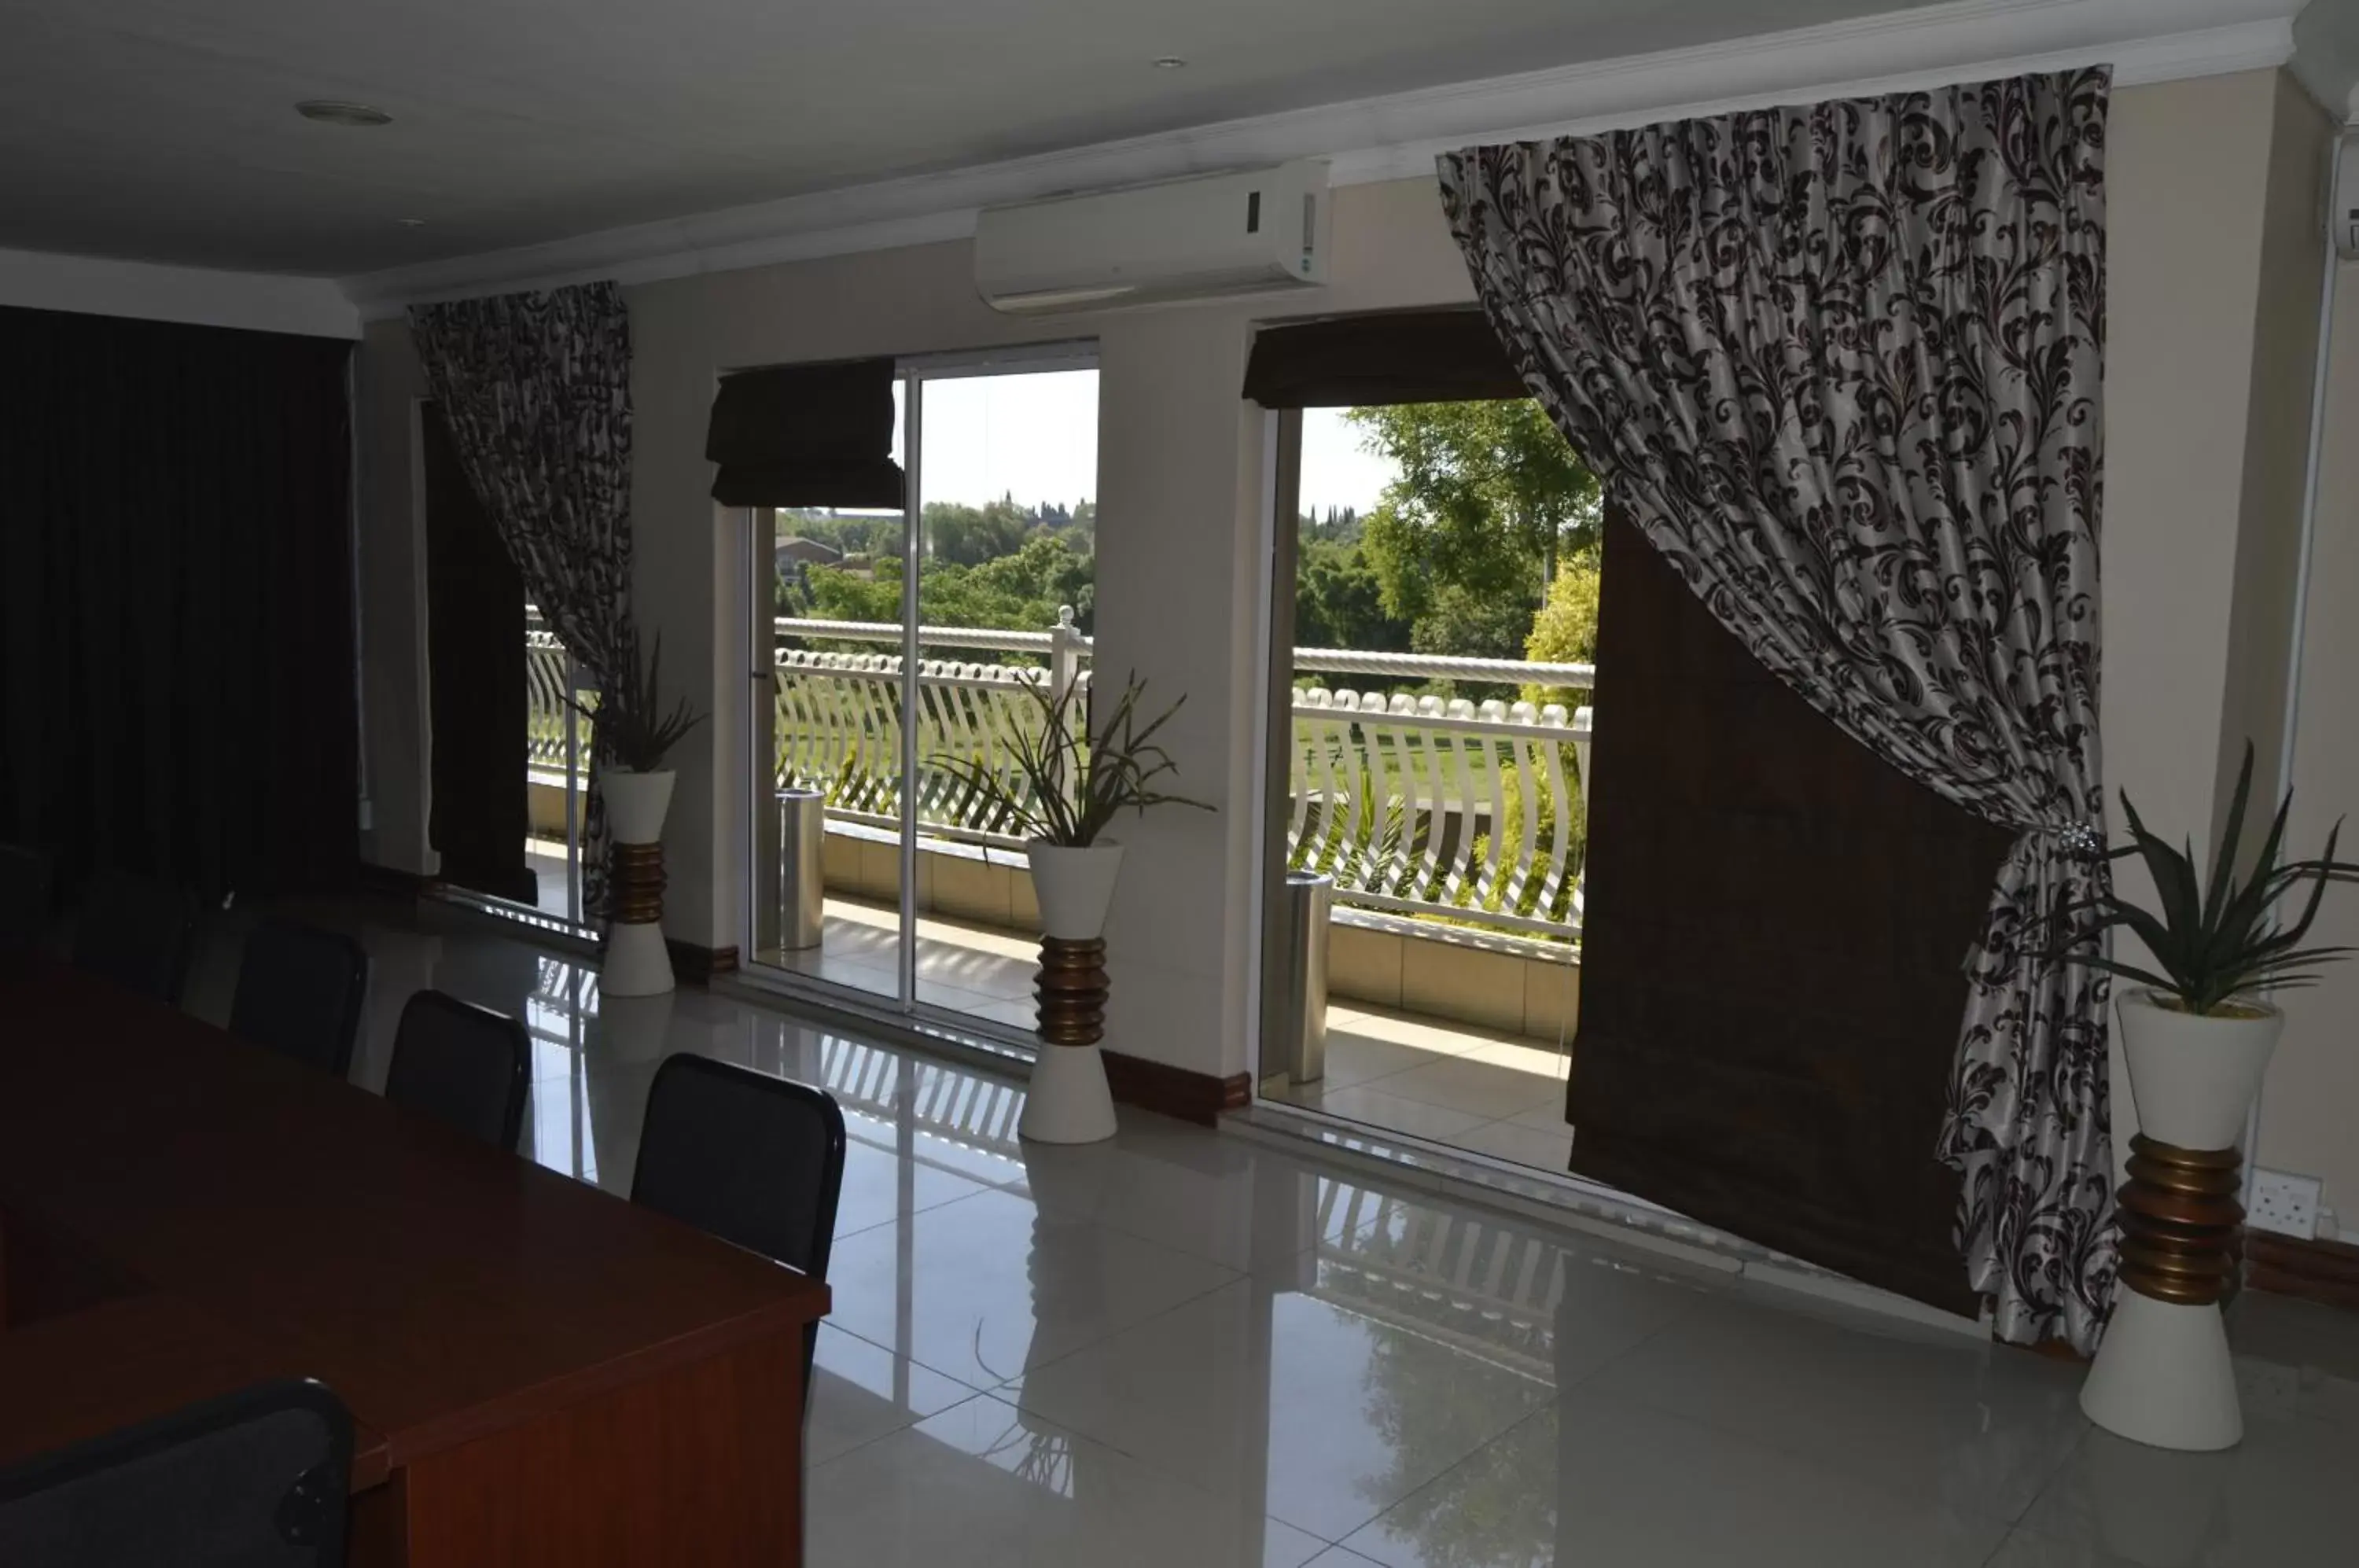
(1572, 510, 2014, 1316)
(1242, 309, 1526, 408)
(706, 358, 903, 509)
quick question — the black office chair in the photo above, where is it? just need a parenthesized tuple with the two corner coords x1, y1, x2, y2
(228, 921, 370, 1080)
(385, 990, 531, 1151)
(0, 1378, 352, 1568)
(0, 842, 53, 952)
(631, 1055, 846, 1405)
(70, 869, 196, 1003)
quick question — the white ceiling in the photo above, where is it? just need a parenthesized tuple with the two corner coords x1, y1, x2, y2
(0, 0, 1994, 276)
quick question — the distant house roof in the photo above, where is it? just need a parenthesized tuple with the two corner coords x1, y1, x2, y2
(775, 537, 844, 567)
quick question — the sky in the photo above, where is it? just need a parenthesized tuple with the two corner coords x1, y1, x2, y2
(1298, 407, 1397, 516)
(907, 370, 1099, 510)
(883, 369, 1397, 516)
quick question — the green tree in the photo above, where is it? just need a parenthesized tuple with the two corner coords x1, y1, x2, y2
(1409, 584, 1536, 665)
(1346, 399, 1599, 652)
(1520, 550, 1601, 711)
(924, 496, 1030, 567)
(801, 532, 1095, 641)
(1295, 536, 1410, 652)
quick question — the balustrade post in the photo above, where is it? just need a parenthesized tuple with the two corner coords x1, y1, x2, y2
(1046, 605, 1084, 811)
(1047, 605, 1082, 709)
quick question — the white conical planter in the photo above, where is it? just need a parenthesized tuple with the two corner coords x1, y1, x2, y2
(600, 767, 677, 999)
(1027, 841, 1124, 940)
(1021, 841, 1123, 1144)
(2081, 990, 2282, 1452)
(602, 768, 676, 844)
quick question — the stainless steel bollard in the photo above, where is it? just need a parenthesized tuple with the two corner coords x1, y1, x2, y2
(1280, 871, 1334, 1084)
(777, 789, 825, 951)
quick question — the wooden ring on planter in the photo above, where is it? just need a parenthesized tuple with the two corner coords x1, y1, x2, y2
(2115, 1134, 2243, 1308)
(609, 841, 667, 927)
(1036, 936, 1107, 1048)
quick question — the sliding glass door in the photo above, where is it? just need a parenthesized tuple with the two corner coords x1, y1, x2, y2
(746, 348, 1099, 1042)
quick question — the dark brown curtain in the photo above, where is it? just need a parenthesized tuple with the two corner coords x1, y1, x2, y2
(0, 305, 356, 903)
(421, 403, 535, 906)
(1573, 513, 2012, 1315)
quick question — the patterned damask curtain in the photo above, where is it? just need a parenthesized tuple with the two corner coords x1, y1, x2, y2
(410, 281, 635, 920)
(1440, 70, 2116, 1353)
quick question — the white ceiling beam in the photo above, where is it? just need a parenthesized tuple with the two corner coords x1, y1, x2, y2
(0, 247, 360, 339)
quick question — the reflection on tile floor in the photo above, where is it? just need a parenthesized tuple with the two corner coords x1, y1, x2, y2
(1266, 1006, 1576, 1176)
(175, 900, 2359, 1567)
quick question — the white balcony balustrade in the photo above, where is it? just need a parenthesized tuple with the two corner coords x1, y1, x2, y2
(524, 609, 1592, 948)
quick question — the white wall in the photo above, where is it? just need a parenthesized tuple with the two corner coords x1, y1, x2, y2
(351, 71, 2343, 1131)
(0, 247, 358, 339)
(2273, 233, 2359, 1226)
(355, 317, 435, 875)
(2096, 68, 2331, 1175)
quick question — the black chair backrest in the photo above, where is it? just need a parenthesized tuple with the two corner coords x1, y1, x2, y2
(0, 1378, 352, 1567)
(385, 991, 530, 1151)
(229, 922, 370, 1080)
(70, 870, 195, 1003)
(631, 1055, 846, 1400)
(0, 842, 53, 952)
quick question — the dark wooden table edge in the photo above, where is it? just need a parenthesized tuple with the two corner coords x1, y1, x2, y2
(374, 1285, 830, 1470)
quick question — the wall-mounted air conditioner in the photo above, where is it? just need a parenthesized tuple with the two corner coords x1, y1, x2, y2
(974, 160, 1330, 315)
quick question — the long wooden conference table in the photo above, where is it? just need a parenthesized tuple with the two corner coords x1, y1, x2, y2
(0, 958, 828, 1565)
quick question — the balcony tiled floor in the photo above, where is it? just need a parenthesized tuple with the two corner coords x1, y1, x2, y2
(753, 894, 1581, 1177)
(754, 897, 1042, 1034)
(524, 840, 582, 923)
(170, 897, 2359, 1566)
(1264, 1007, 1576, 1175)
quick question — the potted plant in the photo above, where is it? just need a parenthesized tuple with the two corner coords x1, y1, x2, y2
(2073, 742, 2358, 1451)
(568, 631, 704, 997)
(935, 672, 1209, 1142)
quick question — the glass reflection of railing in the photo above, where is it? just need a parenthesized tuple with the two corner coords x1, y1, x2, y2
(817, 1034, 1027, 1169)
(1314, 1183, 1572, 1385)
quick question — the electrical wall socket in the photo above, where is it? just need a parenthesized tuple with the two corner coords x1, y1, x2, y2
(2250, 1168, 2324, 1239)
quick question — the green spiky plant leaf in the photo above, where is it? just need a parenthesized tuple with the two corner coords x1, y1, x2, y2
(929, 672, 1211, 848)
(2070, 742, 2359, 1015)
(565, 629, 705, 774)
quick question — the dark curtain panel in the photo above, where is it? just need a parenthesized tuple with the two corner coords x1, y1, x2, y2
(0, 306, 356, 902)
(1572, 513, 2013, 1316)
(1242, 310, 1527, 408)
(421, 403, 535, 905)
(706, 359, 903, 508)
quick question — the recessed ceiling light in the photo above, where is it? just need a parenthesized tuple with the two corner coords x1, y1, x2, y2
(1151, 56, 1186, 70)
(295, 100, 392, 127)
(397, 218, 427, 228)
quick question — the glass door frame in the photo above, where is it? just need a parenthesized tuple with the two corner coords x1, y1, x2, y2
(737, 340, 1099, 1048)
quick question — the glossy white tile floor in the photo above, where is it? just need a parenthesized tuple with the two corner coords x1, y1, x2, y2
(182, 900, 2359, 1567)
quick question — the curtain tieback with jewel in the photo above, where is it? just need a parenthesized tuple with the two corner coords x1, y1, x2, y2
(2025, 819, 2107, 861)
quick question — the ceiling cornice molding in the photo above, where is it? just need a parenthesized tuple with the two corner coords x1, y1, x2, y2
(342, 0, 2298, 318)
